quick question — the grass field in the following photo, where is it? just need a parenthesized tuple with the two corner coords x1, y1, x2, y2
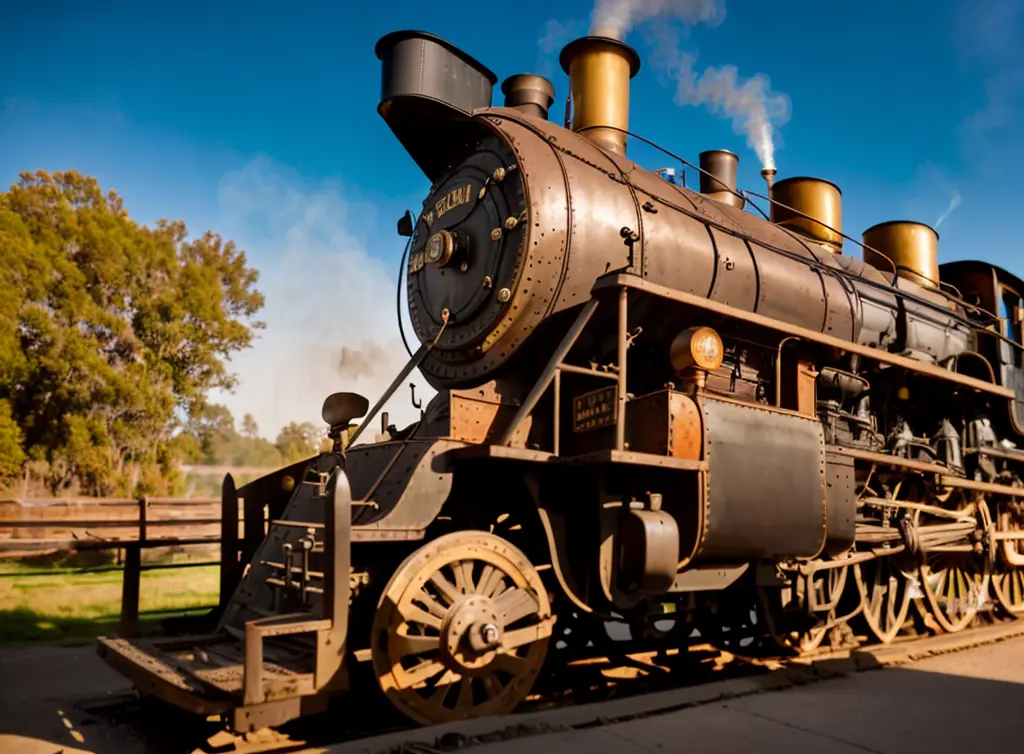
(0, 553, 220, 646)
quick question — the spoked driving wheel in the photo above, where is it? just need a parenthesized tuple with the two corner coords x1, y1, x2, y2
(990, 505, 1024, 617)
(913, 496, 990, 634)
(760, 564, 852, 654)
(854, 556, 912, 643)
(371, 531, 555, 725)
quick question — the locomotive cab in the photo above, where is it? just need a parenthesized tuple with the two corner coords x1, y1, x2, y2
(941, 260, 1024, 434)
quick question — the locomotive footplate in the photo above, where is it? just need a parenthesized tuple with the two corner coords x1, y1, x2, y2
(96, 466, 354, 732)
(97, 631, 331, 729)
(96, 635, 232, 717)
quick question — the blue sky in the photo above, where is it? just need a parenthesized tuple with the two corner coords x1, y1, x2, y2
(3, 0, 1022, 438)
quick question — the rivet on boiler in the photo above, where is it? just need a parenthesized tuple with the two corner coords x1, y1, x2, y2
(497, 288, 512, 303)
(490, 227, 503, 241)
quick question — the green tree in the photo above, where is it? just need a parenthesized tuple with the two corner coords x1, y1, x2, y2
(183, 403, 283, 468)
(241, 413, 259, 439)
(275, 421, 322, 464)
(0, 170, 265, 495)
(0, 400, 26, 483)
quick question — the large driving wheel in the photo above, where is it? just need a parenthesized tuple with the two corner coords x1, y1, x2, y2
(914, 497, 990, 634)
(991, 505, 1024, 617)
(371, 531, 555, 725)
(854, 556, 912, 643)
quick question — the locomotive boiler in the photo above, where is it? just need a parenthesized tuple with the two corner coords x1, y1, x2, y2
(97, 29, 1024, 734)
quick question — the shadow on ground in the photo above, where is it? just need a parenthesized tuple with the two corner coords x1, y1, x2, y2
(2, 637, 1023, 754)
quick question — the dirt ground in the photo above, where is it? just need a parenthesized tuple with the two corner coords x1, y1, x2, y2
(0, 644, 219, 754)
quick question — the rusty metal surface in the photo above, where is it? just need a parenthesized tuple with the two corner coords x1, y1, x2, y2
(350, 439, 462, 533)
(670, 564, 749, 592)
(823, 451, 856, 556)
(449, 381, 532, 445)
(626, 390, 703, 460)
(96, 638, 232, 713)
(593, 274, 1014, 399)
(697, 394, 827, 560)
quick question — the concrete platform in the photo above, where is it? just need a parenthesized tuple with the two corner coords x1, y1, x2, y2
(2, 628, 1023, 754)
(451, 647, 1024, 753)
(331, 628, 1024, 754)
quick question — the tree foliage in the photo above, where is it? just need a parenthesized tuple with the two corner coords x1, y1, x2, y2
(178, 405, 322, 470)
(0, 170, 265, 495)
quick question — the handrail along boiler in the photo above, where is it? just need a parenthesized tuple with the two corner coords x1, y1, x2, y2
(96, 28, 1024, 731)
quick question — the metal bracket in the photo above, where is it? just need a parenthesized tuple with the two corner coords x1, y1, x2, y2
(302, 471, 332, 499)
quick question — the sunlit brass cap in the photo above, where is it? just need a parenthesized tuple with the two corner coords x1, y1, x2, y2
(559, 36, 641, 156)
(559, 36, 641, 78)
(770, 176, 843, 252)
(862, 220, 940, 289)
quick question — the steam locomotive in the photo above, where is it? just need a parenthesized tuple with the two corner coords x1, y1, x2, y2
(97, 29, 1024, 733)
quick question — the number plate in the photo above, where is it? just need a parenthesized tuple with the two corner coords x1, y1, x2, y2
(572, 386, 618, 433)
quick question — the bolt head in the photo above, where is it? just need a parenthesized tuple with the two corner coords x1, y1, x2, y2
(497, 288, 511, 303)
(490, 227, 502, 241)
(504, 216, 518, 230)
(493, 167, 506, 182)
(480, 623, 500, 646)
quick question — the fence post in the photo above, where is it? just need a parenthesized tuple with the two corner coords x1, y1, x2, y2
(219, 474, 239, 608)
(120, 542, 141, 637)
(138, 495, 148, 543)
(119, 496, 147, 638)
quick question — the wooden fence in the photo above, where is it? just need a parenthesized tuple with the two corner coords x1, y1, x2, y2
(0, 496, 240, 636)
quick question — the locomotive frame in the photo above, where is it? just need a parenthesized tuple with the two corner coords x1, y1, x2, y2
(96, 27, 1024, 734)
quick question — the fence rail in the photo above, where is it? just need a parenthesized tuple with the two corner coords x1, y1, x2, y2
(0, 495, 243, 637)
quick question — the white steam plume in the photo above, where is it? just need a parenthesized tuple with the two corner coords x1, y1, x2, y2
(589, 0, 725, 39)
(935, 191, 962, 228)
(210, 158, 432, 442)
(648, 20, 790, 171)
(564, 1, 789, 171)
(918, 164, 962, 229)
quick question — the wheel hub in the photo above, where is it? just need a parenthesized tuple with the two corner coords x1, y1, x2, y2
(441, 595, 503, 673)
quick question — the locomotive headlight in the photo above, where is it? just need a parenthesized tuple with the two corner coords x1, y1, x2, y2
(425, 229, 469, 270)
(670, 326, 725, 373)
(425, 230, 454, 266)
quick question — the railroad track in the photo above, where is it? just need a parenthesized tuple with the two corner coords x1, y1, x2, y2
(73, 609, 1024, 754)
